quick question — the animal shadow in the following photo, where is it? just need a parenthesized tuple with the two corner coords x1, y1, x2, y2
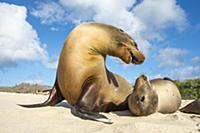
(56, 101, 134, 117)
(56, 100, 72, 109)
(112, 110, 133, 117)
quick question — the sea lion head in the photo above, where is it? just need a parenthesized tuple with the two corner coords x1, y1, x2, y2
(84, 23, 145, 64)
(128, 75, 158, 116)
(108, 26, 145, 65)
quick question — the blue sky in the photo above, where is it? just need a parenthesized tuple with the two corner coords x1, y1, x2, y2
(0, 0, 199, 86)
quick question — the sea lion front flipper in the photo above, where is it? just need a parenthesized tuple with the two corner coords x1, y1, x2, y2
(71, 79, 113, 124)
(18, 79, 64, 108)
(179, 98, 200, 115)
(71, 106, 113, 124)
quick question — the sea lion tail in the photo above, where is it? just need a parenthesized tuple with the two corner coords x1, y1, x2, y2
(18, 79, 64, 108)
(179, 98, 200, 115)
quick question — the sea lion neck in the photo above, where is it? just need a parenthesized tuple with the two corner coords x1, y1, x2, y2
(67, 24, 123, 59)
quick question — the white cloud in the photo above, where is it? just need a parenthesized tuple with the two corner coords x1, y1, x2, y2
(152, 65, 200, 80)
(133, 0, 187, 40)
(50, 27, 59, 31)
(0, 3, 48, 68)
(152, 74, 162, 79)
(192, 56, 200, 65)
(23, 79, 43, 84)
(0, 3, 58, 69)
(44, 55, 58, 69)
(31, 2, 66, 24)
(31, 0, 187, 57)
(173, 56, 200, 80)
(173, 66, 200, 80)
(157, 47, 188, 67)
(156, 56, 200, 80)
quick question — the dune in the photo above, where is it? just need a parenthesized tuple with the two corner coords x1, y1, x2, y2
(0, 92, 199, 133)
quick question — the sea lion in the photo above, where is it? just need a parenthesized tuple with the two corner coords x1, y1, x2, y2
(128, 75, 181, 116)
(19, 22, 145, 123)
(179, 98, 200, 115)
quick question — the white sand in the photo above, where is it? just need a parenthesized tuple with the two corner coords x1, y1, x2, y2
(0, 92, 199, 133)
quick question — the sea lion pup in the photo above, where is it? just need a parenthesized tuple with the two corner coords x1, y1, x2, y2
(128, 75, 181, 116)
(19, 22, 145, 123)
(179, 98, 200, 115)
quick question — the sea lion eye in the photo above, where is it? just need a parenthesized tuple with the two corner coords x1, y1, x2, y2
(134, 42, 138, 49)
(140, 96, 145, 102)
(135, 43, 137, 47)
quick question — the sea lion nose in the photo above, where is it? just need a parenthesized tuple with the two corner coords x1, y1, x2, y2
(139, 53, 145, 63)
(134, 52, 145, 64)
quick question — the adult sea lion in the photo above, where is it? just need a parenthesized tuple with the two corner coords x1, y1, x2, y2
(19, 22, 145, 123)
(128, 75, 181, 116)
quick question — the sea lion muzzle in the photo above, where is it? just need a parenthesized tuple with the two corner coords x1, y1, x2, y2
(130, 51, 145, 64)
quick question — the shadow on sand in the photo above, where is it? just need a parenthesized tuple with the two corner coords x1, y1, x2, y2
(56, 101, 134, 117)
(112, 110, 133, 117)
(56, 100, 72, 109)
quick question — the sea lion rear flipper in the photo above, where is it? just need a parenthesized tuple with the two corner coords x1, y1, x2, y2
(18, 80, 64, 108)
(179, 98, 200, 114)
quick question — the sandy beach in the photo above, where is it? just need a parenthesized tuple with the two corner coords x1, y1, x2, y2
(0, 92, 199, 133)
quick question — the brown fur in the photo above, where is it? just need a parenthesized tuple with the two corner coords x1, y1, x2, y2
(19, 22, 145, 123)
(57, 22, 145, 111)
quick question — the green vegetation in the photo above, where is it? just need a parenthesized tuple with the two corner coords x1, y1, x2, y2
(175, 78, 200, 99)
